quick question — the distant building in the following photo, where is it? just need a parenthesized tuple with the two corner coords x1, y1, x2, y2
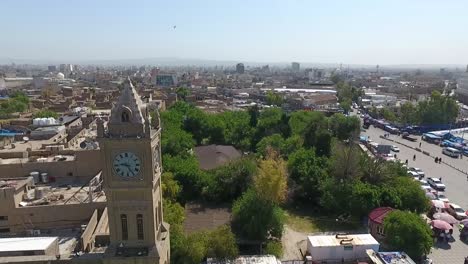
(155, 73, 177, 87)
(457, 72, 468, 104)
(236, 63, 245, 74)
(48, 65, 57, 72)
(292, 62, 300, 71)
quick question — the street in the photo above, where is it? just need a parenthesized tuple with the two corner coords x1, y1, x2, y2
(361, 123, 468, 263)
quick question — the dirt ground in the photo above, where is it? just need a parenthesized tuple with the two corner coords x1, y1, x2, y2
(281, 225, 308, 261)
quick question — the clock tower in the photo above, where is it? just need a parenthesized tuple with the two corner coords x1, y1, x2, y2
(97, 78, 169, 264)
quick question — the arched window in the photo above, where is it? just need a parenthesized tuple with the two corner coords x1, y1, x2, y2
(121, 214, 128, 240)
(136, 214, 144, 240)
(121, 110, 130, 122)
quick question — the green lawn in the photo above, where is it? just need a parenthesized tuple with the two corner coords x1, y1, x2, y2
(285, 209, 364, 233)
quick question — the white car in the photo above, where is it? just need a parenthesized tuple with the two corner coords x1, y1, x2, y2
(408, 171, 420, 179)
(436, 192, 449, 203)
(409, 167, 425, 177)
(427, 177, 446, 191)
(447, 203, 467, 220)
(391, 145, 400, 152)
(421, 185, 437, 194)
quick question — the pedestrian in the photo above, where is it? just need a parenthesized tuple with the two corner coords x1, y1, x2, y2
(405, 159, 408, 164)
(439, 177, 442, 182)
(419, 142, 422, 148)
(435, 157, 439, 163)
(394, 154, 397, 159)
(439, 157, 442, 164)
(413, 154, 416, 161)
(466, 175, 468, 181)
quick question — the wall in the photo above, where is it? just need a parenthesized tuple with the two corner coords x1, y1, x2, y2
(0, 150, 102, 179)
(8, 202, 106, 233)
(80, 209, 98, 252)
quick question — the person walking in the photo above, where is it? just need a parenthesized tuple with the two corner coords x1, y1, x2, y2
(439, 157, 442, 164)
(419, 142, 422, 148)
(413, 154, 416, 161)
(435, 157, 438, 163)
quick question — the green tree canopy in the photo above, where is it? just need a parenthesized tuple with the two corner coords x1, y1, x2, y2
(33, 109, 59, 119)
(288, 148, 328, 202)
(232, 189, 285, 241)
(328, 114, 361, 141)
(253, 150, 288, 205)
(383, 210, 433, 260)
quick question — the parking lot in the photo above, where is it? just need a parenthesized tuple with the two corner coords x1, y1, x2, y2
(362, 124, 468, 263)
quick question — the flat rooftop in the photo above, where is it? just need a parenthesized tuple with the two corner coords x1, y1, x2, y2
(308, 234, 379, 247)
(20, 175, 105, 206)
(0, 237, 57, 253)
(0, 229, 79, 263)
(0, 155, 75, 165)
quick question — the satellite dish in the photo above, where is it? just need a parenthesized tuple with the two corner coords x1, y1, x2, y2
(23, 137, 29, 142)
(79, 141, 87, 149)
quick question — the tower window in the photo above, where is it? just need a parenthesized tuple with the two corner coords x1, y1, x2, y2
(137, 214, 144, 240)
(121, 214, 128, 240)
(121, 110, 130, 122)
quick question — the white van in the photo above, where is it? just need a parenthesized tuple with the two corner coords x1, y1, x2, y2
(442, 147, 460, 158)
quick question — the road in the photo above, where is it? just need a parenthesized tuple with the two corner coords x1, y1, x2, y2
(361, 122, 468, 263)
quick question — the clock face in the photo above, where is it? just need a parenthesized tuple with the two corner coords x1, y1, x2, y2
(113, 152, 141, 178)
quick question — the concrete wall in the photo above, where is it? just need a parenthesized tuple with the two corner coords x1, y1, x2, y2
(0, 150, 102, 179)
(80, 209, 99, 252)
(8, 202, 106, 234)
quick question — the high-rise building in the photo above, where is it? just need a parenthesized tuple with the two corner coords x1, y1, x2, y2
(97, 78, 170, 264)
(236, 63, 245, 74)
(292, 62, 300, 71)
(48, 65, 57, 72)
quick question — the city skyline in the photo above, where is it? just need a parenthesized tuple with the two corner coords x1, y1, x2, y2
(1, 0, 468, 65)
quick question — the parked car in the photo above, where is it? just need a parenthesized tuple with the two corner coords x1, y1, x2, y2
(427, 177, 446, 191)
(436, 192, 449, 203)
(402, 132, 418, 142)
(421, 185, 437, 195)
(409, 167, 425, 177)
(407, 170, 420, 179)
(447, 203, 467, 220)
(391, 145, 400, 152)
(442, 147, 461, 158)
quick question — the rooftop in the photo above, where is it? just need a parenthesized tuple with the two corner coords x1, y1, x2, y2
(0, 237, 57, 252)
(368, 207, 395, 225)
(308, 234, 379, 247)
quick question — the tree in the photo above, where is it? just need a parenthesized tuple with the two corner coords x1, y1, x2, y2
(399, 102, 418, 125)
(161, 128, 195, 156)
(288, 148, 328, 202)
(302, 114, 332, 156)
(383, 210, 433, 260)
(289, 111, 324, 136)
(329, 114, 360, 141)
(256, 134, 285, 157)
(349, 181, 381, 217)
(161, 172, 181, 202)
(163, 154, 207, 200)
(266, 91, 283, 106)
(416, 91, 459, 125)
(390, 177, 430, 213)
(232, 190, 285, 241)
(330, 142, 361, 182)
(203, 157, 256, 202)
(221, 111, 254, 150)
(253, 149, 288, 205)
(176, 87, 190, 101)
(33, 109, 59, 119)
(205, 225, 239, 260)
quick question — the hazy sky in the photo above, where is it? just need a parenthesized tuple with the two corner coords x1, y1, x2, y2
(1, 0, 468, 65)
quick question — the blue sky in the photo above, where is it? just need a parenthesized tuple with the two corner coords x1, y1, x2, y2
(1, 0, 468, 64)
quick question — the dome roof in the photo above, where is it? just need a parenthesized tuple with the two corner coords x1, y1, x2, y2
(56, 72, 65, 79)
